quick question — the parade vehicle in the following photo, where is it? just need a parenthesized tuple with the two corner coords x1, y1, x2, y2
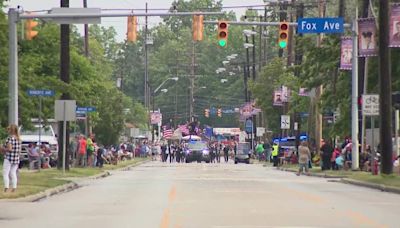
(184, 140, 211, 163)
(235, 142, 251, 164)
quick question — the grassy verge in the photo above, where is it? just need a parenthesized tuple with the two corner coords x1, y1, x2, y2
(279, 163, 400, 189)
(0, 157, 148, 199)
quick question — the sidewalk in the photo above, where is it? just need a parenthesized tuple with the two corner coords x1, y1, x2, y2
(0, 158, 150, 202)
(276, 163, 400, 194)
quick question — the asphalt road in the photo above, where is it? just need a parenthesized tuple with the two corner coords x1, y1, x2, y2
(0, 160, 399, 228)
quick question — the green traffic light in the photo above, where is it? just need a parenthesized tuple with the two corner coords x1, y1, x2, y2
(219, 40, 227, 47)
(279, 41, 287, 48)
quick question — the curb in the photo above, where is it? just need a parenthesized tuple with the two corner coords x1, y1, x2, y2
(277, 167, 346, 179)
(0, 159, 149, 202)
(340, 178, 400, 194)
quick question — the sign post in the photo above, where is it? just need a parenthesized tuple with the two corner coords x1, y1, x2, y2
(27, 89, 55, 171)
(55, 100, 76, 174)
(281, 115, 290, 129)
(362, 94, 379, 174)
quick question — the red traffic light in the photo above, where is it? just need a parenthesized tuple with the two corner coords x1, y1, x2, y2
(280, 23, 288, 30)
(219, 22, 227, 29)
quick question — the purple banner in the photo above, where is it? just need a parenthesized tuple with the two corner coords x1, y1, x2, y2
(358, 18, 377, 57)
(340, 37, 352, 70)
(273, 90, 283, 106)
(390, 4, 400, 47)
(299, 88, 309, 97)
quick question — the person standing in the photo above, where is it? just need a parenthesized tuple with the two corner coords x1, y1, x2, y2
(296, 141, 311, 176)
(161, 144, 167, 162)
(263, 141, 271, 162)
(75, 135, 86, 167)
(272, 142, 279, 167)
(223, 145, 230, 163)
(86, 134, 95, 167)
(2, 124, 21, 193)
(320, 139, 334, 171)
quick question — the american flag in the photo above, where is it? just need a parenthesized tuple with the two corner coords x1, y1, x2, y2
(162, 125, 173, 139)
(179, 124, 189, 135)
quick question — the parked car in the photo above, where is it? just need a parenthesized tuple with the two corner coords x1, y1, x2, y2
(185, 141, 210, 163)
(235, 142, 250, 164)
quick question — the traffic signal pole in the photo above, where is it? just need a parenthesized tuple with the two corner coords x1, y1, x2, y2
(8, 8, 18, 125)
(8, 9, 222, 129)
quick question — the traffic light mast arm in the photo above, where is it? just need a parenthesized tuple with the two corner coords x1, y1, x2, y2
(204, 20, 351, 28)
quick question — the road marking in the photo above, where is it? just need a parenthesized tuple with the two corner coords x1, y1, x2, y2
(345, 210, 387, 228)
(160, 208, 170, 228)
(169, 185, 177, 203)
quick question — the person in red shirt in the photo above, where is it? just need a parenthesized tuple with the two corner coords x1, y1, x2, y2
(74, 135, 87, 167)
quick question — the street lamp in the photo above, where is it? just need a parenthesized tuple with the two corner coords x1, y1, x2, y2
(153, 77, 179, 94)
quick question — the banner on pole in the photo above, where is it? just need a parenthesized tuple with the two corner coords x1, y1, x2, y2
(299, 88, 310, 97)
(273, 90, 283, 106)
(150, 111, 162, 125)
(340, 37, 353, 70)
(390, 3, 400, 47)
(358, 18, 377, 57)
(281, 86, 291, 103)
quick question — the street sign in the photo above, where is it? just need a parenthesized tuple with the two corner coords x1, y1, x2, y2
(76, 106, 96, 113)
(362, 94, 379, 116)
(256, 127, 265, 136)
(27, 89, 54, 97)
(281, 115, 290, 129)
(55, 100, 76, 121)
(297, 17, 344, 34)
(49, 8, 101, 24)
(245, 119, 253, 133)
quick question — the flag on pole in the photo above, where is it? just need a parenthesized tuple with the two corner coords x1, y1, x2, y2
(162, 125, 173, 139)
(179, 124, 189, 135)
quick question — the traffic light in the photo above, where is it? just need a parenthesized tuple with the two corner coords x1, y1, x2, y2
(278, 22, 289, 49)
(217, 21, 228, 47)
(205, 108, 210, 118)
(192, 15, 204, 41)
(127, 16, 138, 42)
(217, 108, 222, 117)
(25, 19, 38, 40)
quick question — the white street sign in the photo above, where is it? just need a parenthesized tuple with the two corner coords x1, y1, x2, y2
(256, 127, 265, 137)
(281, 115, 290, 129)
(362, 94, 379, 116)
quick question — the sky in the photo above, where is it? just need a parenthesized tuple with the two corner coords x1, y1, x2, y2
(7, 0, 266, 41)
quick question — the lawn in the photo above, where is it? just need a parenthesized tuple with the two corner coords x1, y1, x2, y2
(0, 158, 148, 199)
(279, 163, 400, 189)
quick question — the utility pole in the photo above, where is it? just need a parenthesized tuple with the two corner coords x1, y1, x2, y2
(379, 0, 393, 174)
(315, 0, 325, 157)
(83, 0, 89, 57)
(189, 41, 195, 122)
(83, 0, 90, 137)
(359, 0, 369, 162)
(58, 0, 70, 170)
(144, 2, 149, 109)
(243, 63, 248, 102)
(251, 26, 257, 143)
